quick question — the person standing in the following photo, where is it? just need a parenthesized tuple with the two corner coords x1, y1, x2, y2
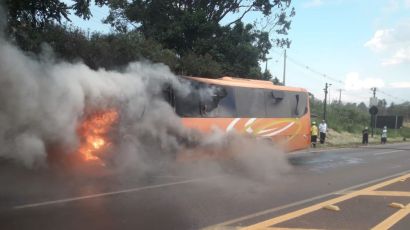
(319, 120, 327, 144)
(311, 121, 318, 148)
(362, 127, 369, 145)
(381, 126, 388, 144)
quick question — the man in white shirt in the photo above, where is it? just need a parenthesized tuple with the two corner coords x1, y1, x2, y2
(381, 126, 387, 144)
(319, 120, 327, 144)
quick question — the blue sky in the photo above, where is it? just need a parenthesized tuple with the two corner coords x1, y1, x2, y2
(65, 0, 410, 104)
(266, 0, 410, 104)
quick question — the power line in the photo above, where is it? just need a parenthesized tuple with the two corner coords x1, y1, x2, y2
(285, 54, 344, 86)
(378, 90, 407, 103)
(272, 50, 408, 103)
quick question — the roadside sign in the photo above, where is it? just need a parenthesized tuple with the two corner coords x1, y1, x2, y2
(369, 97, 378, 107)
(369, 106, 378, 115)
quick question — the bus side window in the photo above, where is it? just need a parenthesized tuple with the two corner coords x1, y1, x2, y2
(266, 90, 290, 118)
(162, 84, 175, 108)
(294, 94, 300, 116)
(289, 93, 308, 117)
(294, 93, 308, 117)
(271, 91, 284, 103)
(199, 86, 235, 117)
(175, 82, 202, 117)
(235, 88, 266, 118)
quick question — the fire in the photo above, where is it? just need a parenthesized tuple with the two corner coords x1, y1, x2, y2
(77, 109, 119, 163)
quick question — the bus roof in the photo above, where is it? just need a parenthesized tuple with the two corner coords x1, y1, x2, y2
(184, 76, 308, 92)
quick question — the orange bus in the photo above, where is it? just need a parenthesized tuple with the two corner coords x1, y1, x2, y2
(164, 76, 311, 153)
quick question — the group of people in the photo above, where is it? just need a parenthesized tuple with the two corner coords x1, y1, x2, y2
(311, 120, 389, 148)
(362, 126, 388, 145)
(310, 120, 327, 148)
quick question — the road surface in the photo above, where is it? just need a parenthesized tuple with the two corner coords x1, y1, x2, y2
(1, 142, 410, 230)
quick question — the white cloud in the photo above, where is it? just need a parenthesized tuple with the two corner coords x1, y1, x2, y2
(364, 29, 394, 52)
(390, 81, 410, 88)
(365, 20, 410, 66)
(382, 47, 410, 65)
(344, 72, 385, 90)
(383, 0, 410, 11)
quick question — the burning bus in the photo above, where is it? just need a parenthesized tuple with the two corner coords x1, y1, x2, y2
(73, 76, 310, 166)
(164, 76, 311, 153)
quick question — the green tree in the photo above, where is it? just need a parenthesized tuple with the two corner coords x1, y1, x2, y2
(4, 0, 102, 28)
(4, 0, 99, 53)
(261, 70, 273, 80)
(180, 52, 222, 77)
(103, 0, 295, 78)
(357, 102, 368, 113)
(4, 0, 295, 79)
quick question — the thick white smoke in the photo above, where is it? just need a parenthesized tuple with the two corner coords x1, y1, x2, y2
(0, 25, 290, 181)
(0, 37, 187, 168)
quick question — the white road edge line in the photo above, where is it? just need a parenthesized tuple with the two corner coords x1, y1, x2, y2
(13, 176, 224, 210)
(373, 150, 404, 156)
(204, 169, 410, 229)
(292, 142, 410, 155)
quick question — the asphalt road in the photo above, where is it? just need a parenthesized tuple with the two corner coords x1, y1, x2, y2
(1, 142, 410, 230)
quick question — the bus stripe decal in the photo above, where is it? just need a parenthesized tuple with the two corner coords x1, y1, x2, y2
(262, 122, 295, 137)
(245, 118, 257, 133)
(258, 128, 278, 135)
(226, 118, 241, 132)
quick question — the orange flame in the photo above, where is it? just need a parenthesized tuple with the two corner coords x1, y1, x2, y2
(77, 109, 119, 163)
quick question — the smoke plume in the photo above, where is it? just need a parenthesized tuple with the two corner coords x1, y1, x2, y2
(0, 37, 182, 167)
(0, 29, 289, 180)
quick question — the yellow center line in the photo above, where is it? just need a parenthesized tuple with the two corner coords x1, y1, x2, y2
(371, 204, 410, 230)
(359, 191, 410, 197)
(241, 173, 410, 230)
(266, 228, 323, 230)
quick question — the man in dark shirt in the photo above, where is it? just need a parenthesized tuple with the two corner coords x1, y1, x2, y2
(362, 127, 369, 145)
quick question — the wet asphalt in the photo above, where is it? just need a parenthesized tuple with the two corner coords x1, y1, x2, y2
(1, 142, 410, 230)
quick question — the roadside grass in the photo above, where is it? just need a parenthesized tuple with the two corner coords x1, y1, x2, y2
(315, 128, 410, 148)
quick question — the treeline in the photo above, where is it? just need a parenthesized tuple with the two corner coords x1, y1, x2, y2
(3, 0, 295, 80)
(310, 96, 410, 133)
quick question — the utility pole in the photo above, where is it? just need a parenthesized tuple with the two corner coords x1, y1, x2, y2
(371, 87, 377, 98)
(282, 49, 287, 86)
(264, 57, 272, 73)
(323, 83, 331, 121)
(370, 87, 378, 137)
(338, 89, 344, 104)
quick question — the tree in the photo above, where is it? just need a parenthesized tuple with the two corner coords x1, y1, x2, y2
(180, 53, 222, 77)
(103, 0, 295, 78)
(4, 0, 100, 28)
(261, 70, 273, 80)
(378, 99, 387, 115)
(386, 102, 410, 121)
(272, 77, 281, 85)
(4, 0, 295, 79)
(357, 102, 368, 113)
(4, 0, 102, 53)
(104, 0, 294, 34)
